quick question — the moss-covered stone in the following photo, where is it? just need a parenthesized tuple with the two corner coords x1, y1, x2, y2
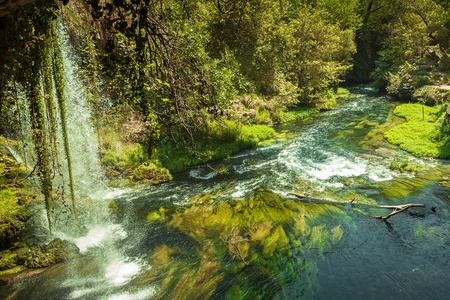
(132, 163, 172, 184)
(0, 238, 79, 273)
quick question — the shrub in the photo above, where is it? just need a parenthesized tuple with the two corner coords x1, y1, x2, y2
(386, 62, 418, 100)
(412, 86, 450, 106)
(102, 154, 118, 166)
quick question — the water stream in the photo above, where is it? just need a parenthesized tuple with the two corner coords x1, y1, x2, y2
(1, 27, 449, 300)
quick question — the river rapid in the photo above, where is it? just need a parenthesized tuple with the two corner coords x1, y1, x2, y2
(1, 86, 449, 300)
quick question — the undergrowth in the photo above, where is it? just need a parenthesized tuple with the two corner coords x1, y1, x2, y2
(157, 120, 276, 173)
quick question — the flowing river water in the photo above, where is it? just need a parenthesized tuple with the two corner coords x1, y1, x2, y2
(2, 86, 449, 300)
(1, 25, 449, 300)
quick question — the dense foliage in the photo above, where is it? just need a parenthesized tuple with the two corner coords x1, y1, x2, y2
(0, 0, 449, 182)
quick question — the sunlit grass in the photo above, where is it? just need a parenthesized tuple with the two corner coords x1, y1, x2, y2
(384, 103, 450, 158)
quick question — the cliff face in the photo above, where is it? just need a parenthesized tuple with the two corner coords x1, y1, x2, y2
(0, 0, 36, 17)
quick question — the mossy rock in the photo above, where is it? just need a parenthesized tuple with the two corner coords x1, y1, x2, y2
(0, 143, 39, 251)
(132, 163, 172, 184)
(25, 238, 80, 269)
(0, 238, 80, 273)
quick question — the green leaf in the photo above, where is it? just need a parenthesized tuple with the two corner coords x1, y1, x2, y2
(162, 98, 172, 102)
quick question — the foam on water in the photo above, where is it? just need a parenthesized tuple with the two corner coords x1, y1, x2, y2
(105, 259, 143, 285)
(69, 224, 127, 253)
(189, 167, 218, 180)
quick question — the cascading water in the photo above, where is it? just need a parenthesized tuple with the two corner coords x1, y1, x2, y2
(2, 29, 449, 300)
(56, 21, 107, 199)
(47, 23, 153, 299)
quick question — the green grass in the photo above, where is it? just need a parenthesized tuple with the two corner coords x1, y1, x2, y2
(384, 103, 450, 158)
(158, 120, 276, 173)
(282, 107, 319, 122)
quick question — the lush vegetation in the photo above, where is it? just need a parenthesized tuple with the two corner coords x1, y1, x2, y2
(0, 0, 449, 248)
(385, 103, 450, 158)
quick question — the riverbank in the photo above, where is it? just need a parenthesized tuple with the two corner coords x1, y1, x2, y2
(384, 100, 450, 159)
(99, 88, 351, 186)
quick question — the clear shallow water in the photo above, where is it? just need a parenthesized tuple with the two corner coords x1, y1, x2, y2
(1, 87, 449, 300)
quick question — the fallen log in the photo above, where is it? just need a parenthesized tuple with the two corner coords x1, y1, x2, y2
(375, 204, 425, 220)
(289, 193, 426, 220)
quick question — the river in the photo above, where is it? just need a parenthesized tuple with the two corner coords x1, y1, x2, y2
(1, 86, 449, 299)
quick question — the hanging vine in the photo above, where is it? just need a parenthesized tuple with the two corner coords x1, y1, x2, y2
(0, 1, 78, 231)
(42, 29, 60, 178)
(28, 40, 55, 233)
(52, 21, 77, 219)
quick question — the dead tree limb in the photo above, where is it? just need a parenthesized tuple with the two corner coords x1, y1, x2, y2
(220, 227, 250, 266)
(375, 204, 426, 220)
(289, 192, 426, 220)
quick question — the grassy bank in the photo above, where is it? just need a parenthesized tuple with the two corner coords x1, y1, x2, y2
(157, 121, 276, 173)
(98, 88, 351, 180)
(384, 103, 450, 158)
(97, 108, 277, 180)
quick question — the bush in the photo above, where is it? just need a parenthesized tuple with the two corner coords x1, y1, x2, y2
(386, 62, 418, 100)
(412, 86, 450, 106)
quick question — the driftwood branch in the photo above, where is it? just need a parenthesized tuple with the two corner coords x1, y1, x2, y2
(220, 227, 250, 266)
(375, 204, 426, 220)
(289, 193, 426, 220)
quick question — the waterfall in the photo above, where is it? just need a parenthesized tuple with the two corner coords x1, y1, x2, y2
(56, 21, 108, 200)
(50, 22, 149, 298)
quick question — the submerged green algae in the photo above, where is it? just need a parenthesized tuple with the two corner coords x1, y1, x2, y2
(140, 190, 348, 299)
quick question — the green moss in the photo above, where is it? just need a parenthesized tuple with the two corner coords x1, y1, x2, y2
(389, 159, 424, 172)
(391, 103, 443, 122)
(102, 154, 118, 166)
(139, 190, 347, 300)
(165, 190, 345, 261)
(0, 189, 20, 224)
(108, 200, 118, 213)
(132, 163, 172, 183)
(282, 107, 319, 123)
(384, 103, 450, 158)
(158, 121, 276, 173)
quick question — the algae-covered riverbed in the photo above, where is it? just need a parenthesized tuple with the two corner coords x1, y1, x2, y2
(1, 86, 449, 299)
